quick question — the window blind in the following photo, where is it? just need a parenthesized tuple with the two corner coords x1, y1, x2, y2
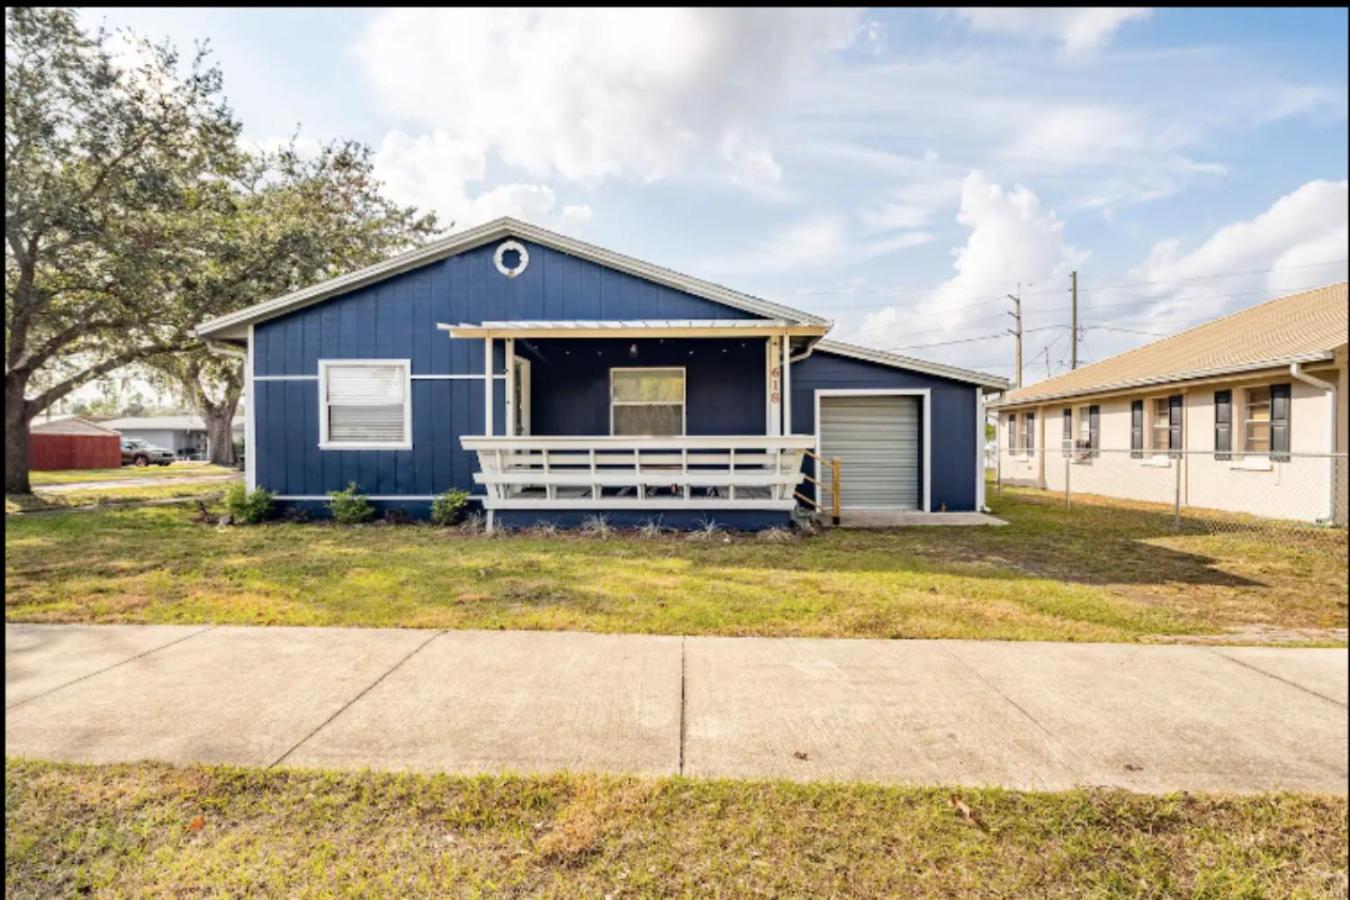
(325, 364, 407, 444)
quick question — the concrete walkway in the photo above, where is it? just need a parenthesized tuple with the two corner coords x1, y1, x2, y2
(5, 624, 1346, 794)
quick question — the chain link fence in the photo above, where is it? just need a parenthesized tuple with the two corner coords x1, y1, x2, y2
(994, 445, 1348, 551)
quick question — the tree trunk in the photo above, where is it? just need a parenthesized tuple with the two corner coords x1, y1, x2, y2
(5, 372, 34, 494)
(204, 406, 237, 467)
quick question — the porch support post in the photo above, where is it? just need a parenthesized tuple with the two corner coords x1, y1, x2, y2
(766, 335, 781, 436)
(504, 337, 515, 437)
(484, 336, 494, 436)
(782, 330, 793, 435)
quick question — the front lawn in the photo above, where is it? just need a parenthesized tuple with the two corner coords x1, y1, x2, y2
(6, 759, 1345, 898)
(5, 480, 237, 515)
(28, 464, 238, 485)
(5, 488, 1345, 644)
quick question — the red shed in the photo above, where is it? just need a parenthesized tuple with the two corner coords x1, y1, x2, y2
(29, 417, 122, 470)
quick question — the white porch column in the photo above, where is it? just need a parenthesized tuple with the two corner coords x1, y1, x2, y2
(484, 336, 494, 436)
(766, 335, 781, 436)
(505, 337, 516, 437)
(781, 331, 793, 435)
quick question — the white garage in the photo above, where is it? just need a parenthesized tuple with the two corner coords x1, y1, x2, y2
(816, 392, 924, 511)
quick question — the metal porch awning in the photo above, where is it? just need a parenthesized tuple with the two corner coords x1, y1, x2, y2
(437, 319, 829, 339)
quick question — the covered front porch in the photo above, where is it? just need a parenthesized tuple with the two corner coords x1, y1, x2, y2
(439, 319, 827, 527)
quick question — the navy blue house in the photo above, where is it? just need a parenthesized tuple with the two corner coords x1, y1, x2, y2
(197, 219, 1005, 528)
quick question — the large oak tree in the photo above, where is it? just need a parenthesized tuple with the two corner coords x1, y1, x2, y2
(5, 7, 241, 492)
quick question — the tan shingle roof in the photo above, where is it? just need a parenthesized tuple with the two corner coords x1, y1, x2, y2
(999, 282, 1348, 406)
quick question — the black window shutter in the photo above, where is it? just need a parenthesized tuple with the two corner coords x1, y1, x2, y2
(1168, 394, 1183, 455)
(1130, 400, 1143, 458)
(1270, 383, 1291, 460)
(1088, 405, 1100, 457)
(1214, 390, 1231, 460)
(1062, 409, 1072, 452)
(1008, 414, 1016, 451)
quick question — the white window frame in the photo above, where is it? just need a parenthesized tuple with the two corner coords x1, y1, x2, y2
(318, 358, 413, 451)
(813, 388, 932, 513)
(1149, 395, 1171, 456)
(1242, 384, 1274, 454)
(609, 366, 686, 436)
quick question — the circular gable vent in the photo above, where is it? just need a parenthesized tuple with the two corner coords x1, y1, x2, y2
(494, 240, 529, 278)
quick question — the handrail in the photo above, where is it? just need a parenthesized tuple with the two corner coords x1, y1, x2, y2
(801, 448, 842, 525)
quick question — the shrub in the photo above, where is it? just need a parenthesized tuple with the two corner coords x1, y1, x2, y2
(579, 515, 612, 538)
(686, 518, 723, 541)
(327, 482, 375, 525)
(637, 518, 665, 539)
(223, 482, 274, 524)
(756, 526, 795, 543)
(430, 488, 471, 526)
(458, 511, 486, 534)
(528, 520, 561, 537)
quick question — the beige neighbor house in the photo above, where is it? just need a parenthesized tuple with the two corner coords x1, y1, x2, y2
(994, 283, 1348, 524)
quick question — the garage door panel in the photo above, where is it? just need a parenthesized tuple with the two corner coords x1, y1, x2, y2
(819, 395, 920, 510)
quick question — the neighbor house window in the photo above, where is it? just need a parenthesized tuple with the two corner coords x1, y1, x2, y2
(1244, 386, 1272, 453)
(1023, 412, 1036, 452)
(1150, 397, 1170, 452)
(1244, 384, 1291, 459)
(610, 368, 685, 436)
(1007, 414, 1018, 453)
(1214, 390, 1232, 460)
(319, 360, 411, 449)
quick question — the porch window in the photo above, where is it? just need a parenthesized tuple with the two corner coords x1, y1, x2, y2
(319, 360, 411, 449)
(610, 367, 685, 436)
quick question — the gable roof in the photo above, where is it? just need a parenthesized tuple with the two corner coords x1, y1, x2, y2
(814, 339, 1009, 390)
(196, 217, 829, 340)
(30, 416, 120, 436)
(996, 282, 1348, 407)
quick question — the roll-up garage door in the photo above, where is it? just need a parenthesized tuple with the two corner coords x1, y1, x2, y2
(818, 394, 920, 510)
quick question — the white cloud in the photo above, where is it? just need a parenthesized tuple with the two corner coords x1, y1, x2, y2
(372, 130, 559, 227)
(357, 8, 862, 186)
(950, 8, 1152, 56)
(850, 171, 1082, 362)
(561, 204, 593, 225)
(702, 215, 931, 275)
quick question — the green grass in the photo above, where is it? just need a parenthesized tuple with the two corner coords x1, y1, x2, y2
(6, 480, 237, 515)
(5, 759, 1345, 898)
(28, 464, 237, 485)
(5, 487, 1345, 644)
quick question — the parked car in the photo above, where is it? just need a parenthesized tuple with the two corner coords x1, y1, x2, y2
(120, 437, 175, 467)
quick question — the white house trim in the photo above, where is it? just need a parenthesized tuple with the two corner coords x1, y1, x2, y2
(813, 339, 1007, 390)
(813, 388, 932, 513)
(254, 374, 317, 381)
(317, 358, 413, 451)
(245, 324, 257, 491)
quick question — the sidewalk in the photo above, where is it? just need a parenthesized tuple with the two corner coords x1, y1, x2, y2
(6, 623, 1346, 794)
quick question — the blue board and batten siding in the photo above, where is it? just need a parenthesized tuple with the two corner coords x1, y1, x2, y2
(252, 239, 766, 503)
(251, 233, 985, 519)
(792, 351, 981, 512)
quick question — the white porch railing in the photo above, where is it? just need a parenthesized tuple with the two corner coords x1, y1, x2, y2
(460, 435, 815, 510)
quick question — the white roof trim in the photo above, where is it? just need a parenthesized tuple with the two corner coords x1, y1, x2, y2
(440, 319, 827, 339)
(989, 351, 1335, 408)
(196, 217, 829, 339)
(813, 339, 1009, 390)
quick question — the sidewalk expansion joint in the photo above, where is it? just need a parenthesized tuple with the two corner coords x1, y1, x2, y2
(1209, 649, 1347, 708)
(678, 635, 687, 776)
(268, 628, 445, 769)
(5, 625, 218, 711)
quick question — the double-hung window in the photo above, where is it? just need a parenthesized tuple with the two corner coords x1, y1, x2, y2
(1244, 383, 1291, 460)
(610, 368, 685, 436)
(319, 360, 412, 449)
(1150, 397, 1170, 453)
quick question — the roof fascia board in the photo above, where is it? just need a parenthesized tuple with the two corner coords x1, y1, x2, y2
(813, 339, 1009, 389)
(196, 217, 828, 339)
(991, 352, 1335, 409)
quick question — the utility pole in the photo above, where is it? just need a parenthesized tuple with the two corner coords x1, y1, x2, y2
(1006, 286, 1023, 389)
(1070, 270, 1079, 370)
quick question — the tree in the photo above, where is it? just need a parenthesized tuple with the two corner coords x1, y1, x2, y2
(5, 7, 241, 492)
(144, 138, 440, 466)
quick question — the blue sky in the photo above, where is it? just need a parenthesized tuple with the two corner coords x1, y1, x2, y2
(85, 7, 1348, 384)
